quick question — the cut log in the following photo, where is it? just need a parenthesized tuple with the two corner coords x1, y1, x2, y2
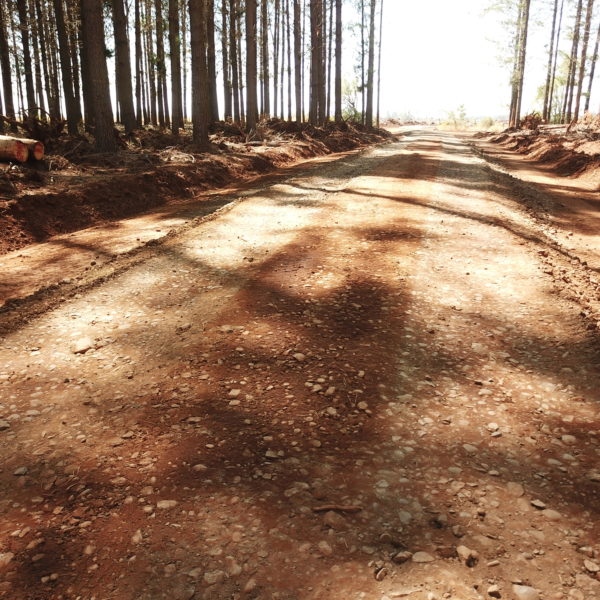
(0, 135, 45, 161)
(0, 137, 28, 163)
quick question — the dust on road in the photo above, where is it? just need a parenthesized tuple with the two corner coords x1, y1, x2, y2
(0, 131, 598, 600)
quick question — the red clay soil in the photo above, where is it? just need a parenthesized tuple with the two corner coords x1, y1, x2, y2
(0, 121, 390, 256)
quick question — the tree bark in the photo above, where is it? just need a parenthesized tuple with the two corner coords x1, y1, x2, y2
(207, 0, 219, 122)
(548, 0, 565, 121)
(155, 0, 169, 127)
(16, 0, 36, 114)
(294, 0, 302, 122)
(222, 0, 232, 119)
(0, 1, 16, 130)
(112, 0, 137, 133)
(246, 0, 258, 131)
(189, 0, 210, 147)
(80, 0, 116, 151)
(168, 0, 183, 132)
(135, 0, 144, 126)
(564, 0, 583, 122)
(365, 0, 376, 127)
(376, 0, 383, 127)
(230, 0, 240, 123)
(573, 0, 594, 121)
(542, 0, 559, 121)
(584, 19, 600, 112)
(260, 0, 269, 116)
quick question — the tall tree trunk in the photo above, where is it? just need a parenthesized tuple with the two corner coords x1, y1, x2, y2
(53, 0, 79, 133)
(0, 1, 16, 129)
(365, 0, 376, 127)
(230, 0, 240, 123)
(135, 0, 143, 126)
(181, 0, 188, 121)
(573, 0, 594, 121)
(514, 0, 531, 127)
(565, 0, 583, 122)
(326, 0, 333, 120)
(207, 0, 219, 122)
(585, 19, 600, 112)
(542, 0, 560, 121)
(113, 0, 137, 133)
(155, 0, 169, 127)
(334, 0, 342, 123)
(144, 0, 158, 125)
(28, 0, 45, 115)
(309, 0, 323, 124)
(16, 0, 36, 114)
(260, 0, 269, 117)
(246, 0, 257, 130)
(360, 0, 365, 124)
(67, 5, 82, 120)
(237, 7, 245, 122)
(168, 0, 183, 132)
(36, 0, 59, 119)
(81, 0, 116, 151)
(376, 0, 383, 127)
(189, 0, 209, 147)
(280, 0, 286, 118)
(273, 0, 279, 118)
(549, 0, 565, 120)
(294, 0, 302, 122)
(222, 0, 232, 119)
(286, 0, 292, 120)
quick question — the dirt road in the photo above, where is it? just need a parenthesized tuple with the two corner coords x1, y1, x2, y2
(0, 130, 599, 600)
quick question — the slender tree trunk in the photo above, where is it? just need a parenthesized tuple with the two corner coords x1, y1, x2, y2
(207, 0, 219, 122)
(326, 0, 333, 120)
(168, 0, 183, 132)
(361, 0, 365, 123)
(273, 0, 279, 118)
(222, 0, 232, 119)
(514, 0, 531, 127)
(509, 1, 524, 128)
(144, 0, 158, 125)
(155, 0, 169, 127)
(565, 0, 583, 122)
(309, 0, 324, 124)
(16, 0, 36, 114)
(543, 0, 559, 121)
(261, 0, 269, 116)
(189, 0, 210, 147)
(181, 0, 188, 121)
(294, 0, 302, 122)
(81, 0, 116, 151)
(334, 0, 342, 123)
(585, 20, 600, 112)
(28, 0, 45, 115)
(112, 0, 137, 133)
(286, 0, 292, 120)
(280, 0, 286, 118)
(573, 0, 594, 121)
(230, 0, 240, 123)
(246, 0, 257, 130)
(549, 0, 565, 121)
(237, 8, 245, 122)
(376, 0, 383, 127)
(365, 0, 376, 127)
(67, 6, 82, 120)
(135, 0, 143, 126)
(0, 1, 16, 129)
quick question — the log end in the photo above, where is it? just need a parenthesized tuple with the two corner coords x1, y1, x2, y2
(31, 142, 45, 161)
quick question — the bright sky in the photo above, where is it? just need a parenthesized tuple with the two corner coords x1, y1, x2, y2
(370, 0, 596, 120)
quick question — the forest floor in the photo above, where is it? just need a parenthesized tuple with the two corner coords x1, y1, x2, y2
(0, 129, 599, 600)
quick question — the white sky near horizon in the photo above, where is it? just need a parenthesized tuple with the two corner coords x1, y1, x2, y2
(372, 0, 599, 120)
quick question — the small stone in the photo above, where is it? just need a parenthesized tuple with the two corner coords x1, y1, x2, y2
(0, 421, 10, 431)
(325, 387, 336, 396)
(561, 434, 576, 444)
(374, 567, 388, 581)
(0, 553, 14, 568)
(228, 389, 241, 397)
(323, 511, 348, 530)
(225, 556, 242, 576)
(412, 551, 435, 563)
(203, 570, 225, 585)
(71, 337, 94, 354)
(531, 499, 546, 509)
(156, 500, 178, 510)
(543, 509, 561, 521)
(325, 407, 338, 417)
(512, 585, 539, 600)
(244, 578, 257, 593)
(318, 541, 333, 556)
(584, 560, 600, 573)
(131, 530, 143, 544)
(487, 585, 501, 599)
(456, 545, 479, 567)
(357, 401, 369, 411)
(187, 567, 203, 579)
(588, 471, 600, 482)
(192, 464, 207, 472)
(463, 444, 477, 453)
(293, 353, 306, 362)
(507, 482, 525, 497)
(487, 423, 499, 432)
(392, 551, 413, 564)
(13, 466, 27, 476)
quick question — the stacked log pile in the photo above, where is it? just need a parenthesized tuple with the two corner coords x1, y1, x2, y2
(0, 136, 45, 162)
